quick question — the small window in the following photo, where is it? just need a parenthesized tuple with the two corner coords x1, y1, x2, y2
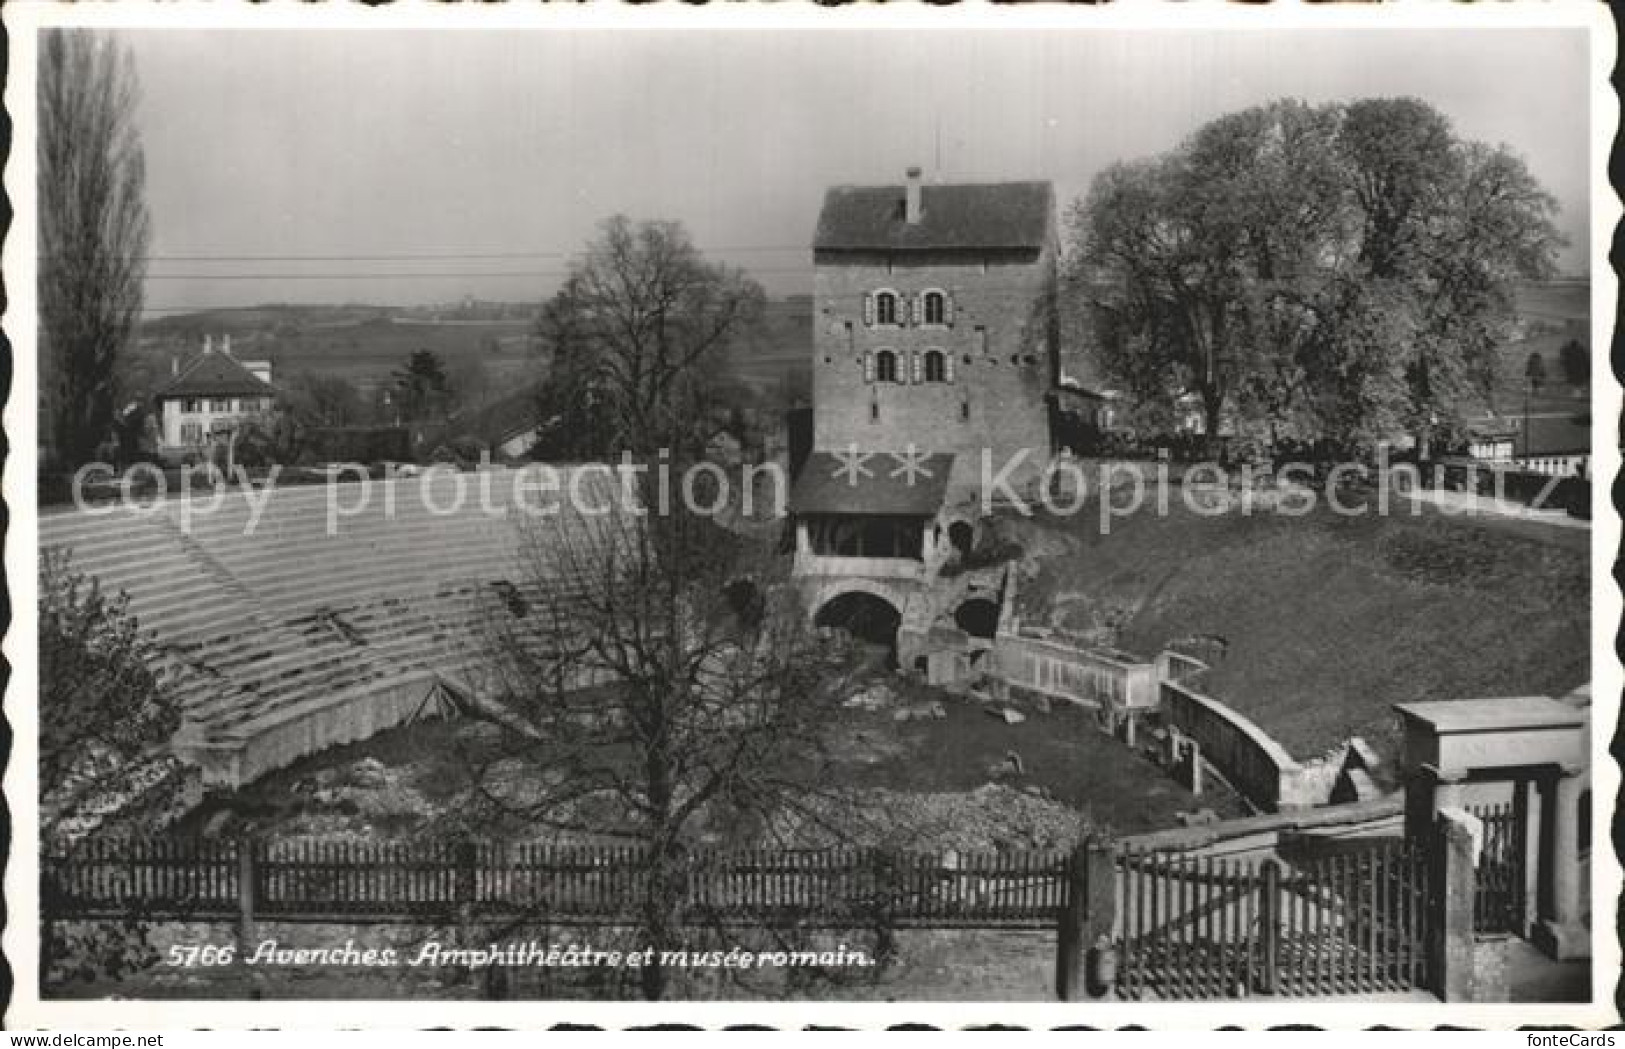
(924, 350, 947, 383)
(960, 401, 970, 421)
(182, 398, 202, 414)
(924, 291, 946, 325)
(210, 398, 232, 413)
(180, 422, 203, 443)
(875, 349, 899, 384)
(870, 402, 880, 422)
(875, 292, 898, 326)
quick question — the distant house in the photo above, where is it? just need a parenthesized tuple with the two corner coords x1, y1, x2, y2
(153, 335, 276, 459)
(1463, 415, 1590, 477)
(423, 381, 549, 460)
(1465, 421, 1517, 463)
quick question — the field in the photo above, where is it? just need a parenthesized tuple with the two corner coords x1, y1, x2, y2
(136, 306, 539, 400)
(1011, 492, 1589, 762)
(133, 298, 815, 417)
(1489, 279, 1592, 415)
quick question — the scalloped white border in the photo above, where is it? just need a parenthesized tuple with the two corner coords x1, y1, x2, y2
(3, 0, 1619, 1030)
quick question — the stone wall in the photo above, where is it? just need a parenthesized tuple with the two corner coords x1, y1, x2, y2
(1161, 680, 1328, 812)
(994, 634, 1160, 711)
(812, 246, 1058, 500)
(178, 672, 452, 788)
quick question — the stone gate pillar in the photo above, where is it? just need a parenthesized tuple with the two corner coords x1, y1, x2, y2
(1392, 696, 1588, 962)
(1534, 763, 1589, 960)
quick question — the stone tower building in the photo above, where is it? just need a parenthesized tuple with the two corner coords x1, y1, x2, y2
(809, 167, 1061, 504)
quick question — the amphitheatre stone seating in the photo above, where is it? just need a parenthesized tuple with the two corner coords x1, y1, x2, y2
(40, 467, 626, 789)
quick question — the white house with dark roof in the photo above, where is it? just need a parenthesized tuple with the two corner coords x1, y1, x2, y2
(1465, 414, 1591, 477)
(154, 335, 277, 458)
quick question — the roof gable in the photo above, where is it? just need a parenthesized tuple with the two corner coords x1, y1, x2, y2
(813, 180, 1053, 253)
(157, 353, 275, 399)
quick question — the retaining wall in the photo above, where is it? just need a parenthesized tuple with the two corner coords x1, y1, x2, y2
(1161, 680, 1327, 812)
(994, 634, 1159, 710)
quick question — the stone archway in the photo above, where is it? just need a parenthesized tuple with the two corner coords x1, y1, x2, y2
(953, 596, 1000, 639)
(814, 590, 903, 664)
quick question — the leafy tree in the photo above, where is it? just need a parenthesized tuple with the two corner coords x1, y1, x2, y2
(286, 371, 369, 428)
(40, 549, 183, 834)
(1070, 101, 1349, 453)
(1068, 96, 1563, 459)
(1559, 338, 1589, 388)
(38, 31, 151, 470)
(39, 549, 188, 985)
(391, 348, 451, 423)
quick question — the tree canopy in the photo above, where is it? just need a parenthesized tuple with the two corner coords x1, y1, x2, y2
(533, 215, 765, 462)
(1068, 96, 1562, 458)
(1559, 338, 1589, 388)
(391, 348, 451, 423)
(38, 31, 151, 471)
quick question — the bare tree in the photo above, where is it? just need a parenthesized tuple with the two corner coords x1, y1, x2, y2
(535, 215, 765, 460)
(421, 219, 899, 999)
(443, 495, 881, 1000)
(39, 31, 152, 470)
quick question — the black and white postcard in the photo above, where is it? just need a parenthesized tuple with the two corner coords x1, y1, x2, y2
(3, 1, 1618, 1031)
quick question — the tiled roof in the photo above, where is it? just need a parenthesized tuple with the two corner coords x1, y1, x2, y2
(813, 181, 1053, 252)
(156, 353, 274, 398)
(792, 451, 955, 515)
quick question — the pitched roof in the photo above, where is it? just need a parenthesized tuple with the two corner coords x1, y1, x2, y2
(424, 381, 549, 451)
(792, 451, 955, 515)
(813, 180, 1053, 252)
(156, 352, 275, 399)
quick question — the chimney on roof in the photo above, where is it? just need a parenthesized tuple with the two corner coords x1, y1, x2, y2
(203, 334, 213, 355)
(905, 166, 923, 225)
(222, 333, 232, 356)
(171, 356, 179, 377)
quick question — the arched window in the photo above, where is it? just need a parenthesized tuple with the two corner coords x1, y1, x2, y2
(875, 349, 898, 383)
(924, 291, 946, 325)
(875, 291, 898, 326)
(923, 350, 947, 383)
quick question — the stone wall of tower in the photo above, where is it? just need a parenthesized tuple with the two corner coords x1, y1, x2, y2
(811, 244, 1058, 502)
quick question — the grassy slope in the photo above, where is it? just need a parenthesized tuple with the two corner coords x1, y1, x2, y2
(1016, 499, 1589, 761)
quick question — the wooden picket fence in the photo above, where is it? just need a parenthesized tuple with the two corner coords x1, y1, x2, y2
(1115, 839, 1432, 999)
(41, 837, 1068, 929)
(43, 835, 1461, 999)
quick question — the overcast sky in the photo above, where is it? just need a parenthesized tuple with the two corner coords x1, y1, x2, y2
(120, 28, 1591, 313)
